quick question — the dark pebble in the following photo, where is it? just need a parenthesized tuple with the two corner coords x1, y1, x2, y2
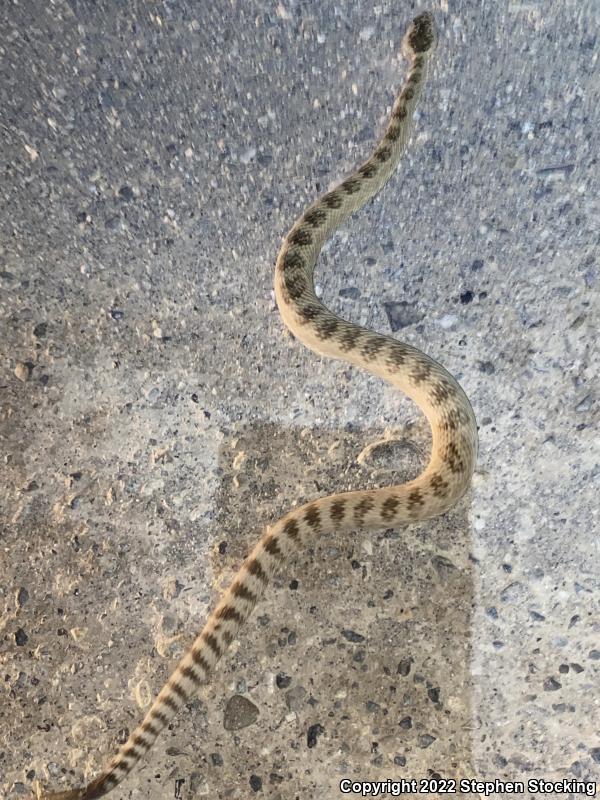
(383, 301, 424, 332)
(118, 185, 135, 201)
(397, 658, 412, 676)
(16, 587, 29, 608)
(223, 695, 259, 731)
(399, 716, 412, 730)
(15, 628, 28, 646)
(307, 723, 324, 748)
(249, 774, 262, 792)
(427, 687, 440, 703)
(543, 677, 561, 691)
(460, 290, 474, 304)
(210, 752, 223, 766)
(341, 629, 365, 643)
(393, 755, 406, 766)
(276, 673, 291, 689)
(418, 734, 436, 748)
(590, 748, 600, 764)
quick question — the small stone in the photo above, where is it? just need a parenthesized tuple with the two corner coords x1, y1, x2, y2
(590, 748, 600, 764)
(33, 322, 47, 338)
(427, 687, 440, 703)
(558, 664, 569, 674)
(339, 286, 360, 299)
(14, 362, 33, 382)
(118, 185, 135, 201)
(15, 628, 28, 646)
(393, 755, 406, 766)
(223, 695, 259, 731)
(210, 752, 223, 766)
(16, 587, 29, 608)
(383, 301, 424, 332)
(285, 686, 307, 711)
(249, 774, 262, 792)
(341, 629, 365, 643)
(399, 716, 412, 730)
(460, 290, 474, 304)
(307, 723, 324, 748)
(588, 649, 600, 660)
(570, 663, 584, 673)
(397, 658, 412, 676)
(418, 734, 436, 748)
(543, 677, 561, 692)
(276, 673, 291, 689)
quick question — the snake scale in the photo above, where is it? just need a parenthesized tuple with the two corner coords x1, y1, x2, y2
(36, 12, 477, 799)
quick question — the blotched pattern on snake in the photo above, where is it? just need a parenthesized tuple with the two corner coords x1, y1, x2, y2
(36, 12, 477, 799)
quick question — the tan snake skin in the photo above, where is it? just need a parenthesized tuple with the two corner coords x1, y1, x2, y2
(37, 12, 477, 799)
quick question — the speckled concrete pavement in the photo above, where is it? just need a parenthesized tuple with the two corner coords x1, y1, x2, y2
(1, 2, 598, 799)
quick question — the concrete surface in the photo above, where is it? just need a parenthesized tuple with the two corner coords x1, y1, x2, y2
(1, 1, 598, 799)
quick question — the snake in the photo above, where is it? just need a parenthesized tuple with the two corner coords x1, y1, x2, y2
(36, 12, 477, 799)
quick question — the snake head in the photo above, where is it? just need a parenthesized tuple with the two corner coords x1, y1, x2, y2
(402, 12, 437, 57)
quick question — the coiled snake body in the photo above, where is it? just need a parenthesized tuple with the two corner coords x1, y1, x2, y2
(37, 13, 477, 799)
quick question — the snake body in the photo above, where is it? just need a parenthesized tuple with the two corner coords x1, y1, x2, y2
(38, 13, 477, 799)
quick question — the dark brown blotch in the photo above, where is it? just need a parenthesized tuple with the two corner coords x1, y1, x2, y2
(150, 708, 170, 726)
(430, 380, 452, 405)
(444, 441, 464, 474)
(247, 557, 269, 585)
(180, 664, 203, 685)
(358, 162, 378, 179)
(283, 518, 300, 542)
(298, 304, 321, 323)
(410, 364, 432, 385)
(284, 271, 307, 300)
(141, 720, 160, 736)
(386, 124, 401, 142)
(304, 504, 321, 531)
(323, 191, 343, 209)
(263, 533, 284, 559)
(429, 473, 449, 497)
(407, 488, 424, 510)
(338, 327, 361, 352)
(289, 228, 313, 247)
(191, 648, 211, 673)
(161, 694, 179, 713)
(381, 495, 399, 522)
(386, 344, 409, 370)
(231, 580, 257, 605)
(354, 496, 375, 524)
(216, 604, 244, 624)
(202, 631, 222, 658)
(167, 681, 187, 701)
(402, 87, 415, 101)
(282, 249, 305, 272)
(341, 177, 361, 195)
(330, 499, 346, 523)
(304, 207, 328, 227)
(361, 336, 386, 360)
(316, 316, 339, 340)
(375, 145, 392, 163)
(393, 105, 407, 121)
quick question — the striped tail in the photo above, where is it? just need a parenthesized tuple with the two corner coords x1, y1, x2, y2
(39, 511, 304, 799)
